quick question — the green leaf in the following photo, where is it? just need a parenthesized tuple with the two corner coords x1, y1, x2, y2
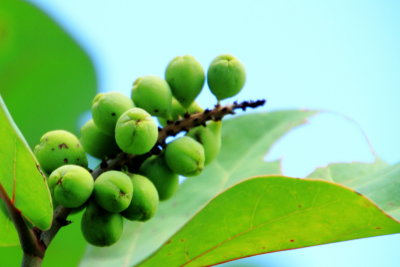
(137, 176, 400, 267)
(0, 95, 53, 243)
(80, 110, 317, 267)
(0, 0, 97, 147)
(0, 200, 18, 246)
(308, 160, 400, 220)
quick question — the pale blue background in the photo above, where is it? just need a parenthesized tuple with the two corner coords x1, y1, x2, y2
(28, 0, 400, 266)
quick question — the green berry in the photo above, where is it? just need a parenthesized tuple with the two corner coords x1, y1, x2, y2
(121, 174, 159, 221)
(47, 165, 93, 208)
(92, 92, 134, 135)
(158, 98, 203, 127)
(139, 155, 179, 201)
(131, 75, 172, 118)
(170, 97, 186, 120)
(81, 201, 123, 247)
(187, 101, 203, 114)
(207, 54, 246, 100)
(93, 171, 133, 213)
(187, 121, 221, 165)
(165, 55, 205, 108)
(34, 130, 88, 174)
(80, 119, 120, 159)
(115, 108, 158, 155)
(165, 136, 205, 177)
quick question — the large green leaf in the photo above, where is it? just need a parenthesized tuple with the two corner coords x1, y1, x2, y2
(308, 160, 400, 220)
(80, 110, 317, 267)
(137, 176, 400, 267)
(0, 96, 53, 244)
(0, 0, 97, 146)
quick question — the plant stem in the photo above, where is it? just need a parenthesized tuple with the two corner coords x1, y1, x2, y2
(40, 206, 71, 247)
(22, 254, 42, 267)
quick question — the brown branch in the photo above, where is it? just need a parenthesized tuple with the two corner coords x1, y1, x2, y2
(0, 184, 45, 267)
(157, 99, 266, 143)
(37, 99, 266, 251)
(39, 206, 71, 248)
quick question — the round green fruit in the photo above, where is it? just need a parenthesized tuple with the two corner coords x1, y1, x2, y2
(80, 119, 120, 159)
(158, 98, 203, 127)
(92, 92, 134, 135)
(169, 97, 186, 120)
(131, 75, 172, 118)
(139, 155, 179, 201)
(187, 101, 203, 114)
(34, 130, 88, 174)
(93, 171, 133, 213)
(121, 174, 159, 221)
(81, 201, 123, 247)
(165, 136, 205, 177)
(48, 165, 93, 208)
(207, 54, 246, 100)
(187, 121, 221, 165)
(165, 55, 205, 108)
(115, 108, 158, 155)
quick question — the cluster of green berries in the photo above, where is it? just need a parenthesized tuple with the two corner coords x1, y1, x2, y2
(33, 54, 246, 247)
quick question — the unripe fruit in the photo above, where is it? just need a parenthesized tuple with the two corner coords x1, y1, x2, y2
(170, 97, 186, 120)
(121, 174, 159, 221)
(115, 108, 158, 155)
(158, 98, 203, 127)
(165, 136, 205, 177)
(139, 155, 179, 201)
(93, 171, 133, 213)
(47, 165, 94, 208)
(165, 55, 205, 108)
(80, 119, 120, 159)
(131, 75, 172, 118)
(188, 101, 203, 114)
(34, 130, 88, 174)
(207, 54, 246, 100)
(187, 121, 221, 165)
(81, 201, 123, 247)
(92, 92, 134, 135)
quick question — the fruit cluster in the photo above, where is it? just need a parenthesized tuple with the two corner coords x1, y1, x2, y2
(33, 54, 247, 247)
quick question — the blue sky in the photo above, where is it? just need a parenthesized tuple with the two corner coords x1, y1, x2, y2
(28, 0, 400, 266)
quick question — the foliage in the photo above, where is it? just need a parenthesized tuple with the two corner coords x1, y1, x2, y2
(0, 96, 53, 235)
(0, 1, 399, 267)
(0, 0, 97, 146)
(137, 176, 400, 267)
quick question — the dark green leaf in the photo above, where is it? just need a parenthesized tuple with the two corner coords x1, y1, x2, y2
(0, 0, 97, 147)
